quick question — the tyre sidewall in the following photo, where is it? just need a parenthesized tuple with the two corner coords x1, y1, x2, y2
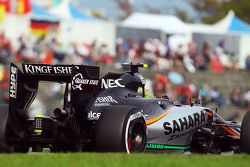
(240, 111, 250, 153)
(123, 111, 146, 153)
(95, 105, 146, 152)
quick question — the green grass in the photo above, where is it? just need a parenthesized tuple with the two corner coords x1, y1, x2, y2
(0, 153, 249, 167)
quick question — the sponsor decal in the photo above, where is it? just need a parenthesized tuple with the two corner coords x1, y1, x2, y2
(101, 78, 125, 89)
(167, 130, 192, 141)
(94, 96, 118, 107)
(130, 112, 143, 121)
(163, 110, 207, 136)
(95, 96, 118, 103)
(94, 103, 111, 107)
(10, 66, 17, 98)
(87, 111, 101, 120)
(24, 64, 72, 74)
(146, 143, 190, 150)
(72, 73, 99, 90)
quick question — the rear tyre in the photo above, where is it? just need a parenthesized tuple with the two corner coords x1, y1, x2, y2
(0, 104, 10, 153)
(240, 111, 250, 153)
(13, 146, 29, 153)
(95, 105, 147, 153)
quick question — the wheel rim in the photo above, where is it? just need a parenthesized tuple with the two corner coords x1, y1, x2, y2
(127, 120, 147, 152)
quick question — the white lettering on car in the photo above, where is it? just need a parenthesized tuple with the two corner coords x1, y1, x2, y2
(88, 111, 101, 120)
(94, 96, 118, 107)
(72, 73, 98, 90)
(95, 96, 118, 103)
(130, 112, 143, 121)
(10, 66, 17, 98)
(101, 79, 125, 89)
(24, 65, 72, 74)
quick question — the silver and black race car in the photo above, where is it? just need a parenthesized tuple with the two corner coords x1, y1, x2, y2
(0, 63, 249, 153)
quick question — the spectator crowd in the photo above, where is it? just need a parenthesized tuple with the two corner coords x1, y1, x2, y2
(0, 31, 249, 112)
(151, 72, 250, 111)
(116, 38, 243, 73)
(1, 31, 250, 72)
(0, 32, 113, 66)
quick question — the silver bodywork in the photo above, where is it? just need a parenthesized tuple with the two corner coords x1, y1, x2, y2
(146, 106, 209, 148)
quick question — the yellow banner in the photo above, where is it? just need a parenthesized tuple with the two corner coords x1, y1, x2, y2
(0, 5, 6, 23)
(17, 0, 25, 14)
(0, 65, 4, 81)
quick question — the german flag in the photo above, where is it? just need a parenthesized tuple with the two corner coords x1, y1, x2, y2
(30, 19, 60, 36)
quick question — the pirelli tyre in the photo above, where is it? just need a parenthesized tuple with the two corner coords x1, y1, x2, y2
(95, 105, 147, 153)
(240, 111, 250, 153)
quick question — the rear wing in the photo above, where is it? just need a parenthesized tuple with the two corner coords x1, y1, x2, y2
(22, 64, 74, 82)
(9, 63, 100, 123)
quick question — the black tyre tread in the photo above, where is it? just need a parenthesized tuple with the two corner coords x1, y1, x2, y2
(13, 146, 29, 153)
(240, 111, 250, 153)
(0, 104, 9, 152)
(95, 105, 146, 152)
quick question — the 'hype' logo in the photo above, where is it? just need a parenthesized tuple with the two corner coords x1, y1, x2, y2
(10, 66, 17, 98)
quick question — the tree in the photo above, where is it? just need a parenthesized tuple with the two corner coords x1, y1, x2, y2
(189, 0, 224, 24)
(190, 0, 250, 24)
(175, 9, 193, 23)
(222, 0, 250, 23)
(115, 0, 134, 20)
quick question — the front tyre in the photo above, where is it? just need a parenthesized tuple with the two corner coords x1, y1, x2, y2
(240, 111, 250, 153)
(95, 105, 147, 153)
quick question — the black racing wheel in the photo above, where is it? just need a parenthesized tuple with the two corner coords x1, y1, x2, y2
(240, 111, 250, 153)
(0, 104, 10, 153)
(95, 105, 147, 153)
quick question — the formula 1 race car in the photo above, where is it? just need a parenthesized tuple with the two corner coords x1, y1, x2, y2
(0, 63, 249, 153)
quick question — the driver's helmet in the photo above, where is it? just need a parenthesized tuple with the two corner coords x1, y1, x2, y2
(137, 87, 154, 98)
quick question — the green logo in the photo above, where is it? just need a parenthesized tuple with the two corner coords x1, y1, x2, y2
(146, 143, 191, 150)
(146, 144, 165, 150)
